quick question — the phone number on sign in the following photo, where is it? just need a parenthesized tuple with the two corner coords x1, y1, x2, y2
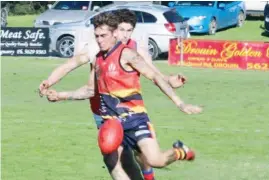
(247, 63, 269, 70)
(16, 49, 47, 55)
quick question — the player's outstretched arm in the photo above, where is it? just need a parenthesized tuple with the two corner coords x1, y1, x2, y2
(137, 47, 186, 89)
(122, 48, 202, 115)
(46, 65, 96, 102)
(39, 51, 90, 97)
(46, 85, 94, 102)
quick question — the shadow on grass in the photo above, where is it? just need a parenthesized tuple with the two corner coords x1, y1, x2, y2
(261, 31, 269, 40)
(259, 24, 269, 40)
(190, 25, 241, 38)
(246, 16, 264, 21)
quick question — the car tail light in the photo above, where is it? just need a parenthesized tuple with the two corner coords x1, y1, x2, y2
(164, 23, 176, 33)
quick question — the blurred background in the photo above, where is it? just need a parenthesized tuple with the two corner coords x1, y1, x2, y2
(1, 1, 268, 59)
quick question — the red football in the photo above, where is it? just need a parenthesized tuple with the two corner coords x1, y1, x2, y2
(98, 119, 124, 154)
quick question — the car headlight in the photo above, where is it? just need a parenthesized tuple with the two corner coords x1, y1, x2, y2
(188, 16, 207, 24)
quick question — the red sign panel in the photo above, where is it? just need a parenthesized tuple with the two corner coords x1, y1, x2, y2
(168, 39, 269, 70)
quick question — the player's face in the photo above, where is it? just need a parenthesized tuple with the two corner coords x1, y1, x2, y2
(95, 25, 118, 51)
(117, 23, 134, 44)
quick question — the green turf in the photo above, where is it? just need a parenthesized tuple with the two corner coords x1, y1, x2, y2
(7, 15, 36, 27)
(2, 57, 269, 180)
(192, 19, 268, 42)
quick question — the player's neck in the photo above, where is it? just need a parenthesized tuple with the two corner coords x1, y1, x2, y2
(102, 42, 121, 57)
(126, 39, 131, 45)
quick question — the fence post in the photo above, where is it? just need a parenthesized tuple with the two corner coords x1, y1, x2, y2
(175, 22, 188, 66)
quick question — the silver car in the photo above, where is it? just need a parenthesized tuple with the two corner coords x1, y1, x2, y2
(34, 1, 118, 28)
(49, 4, 187, 59)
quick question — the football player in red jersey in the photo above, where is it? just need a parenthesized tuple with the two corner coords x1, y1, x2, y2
(39, 9, 185, 129)
(46, 11, 202, 180)
(42, 9, 186, 179)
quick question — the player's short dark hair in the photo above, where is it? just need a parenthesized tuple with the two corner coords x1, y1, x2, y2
(114, 9, 137, 28)
(93, 11, 119, 31)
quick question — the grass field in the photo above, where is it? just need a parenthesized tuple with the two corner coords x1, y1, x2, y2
(7, 15, 268, 42)
(2, 57, 269, 180)
(7, 15, 37, 27)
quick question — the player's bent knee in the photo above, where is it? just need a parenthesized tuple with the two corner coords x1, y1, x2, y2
(138, 138, 165, 167)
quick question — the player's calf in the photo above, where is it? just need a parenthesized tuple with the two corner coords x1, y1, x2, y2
(138, 138, 195, 168)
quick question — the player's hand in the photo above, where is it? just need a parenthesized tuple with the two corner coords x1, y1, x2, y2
(168, 74, 187, 89)
(39, 80, 50, 97)
(46, 89, 59, 102)
(178, 103, 202, 115)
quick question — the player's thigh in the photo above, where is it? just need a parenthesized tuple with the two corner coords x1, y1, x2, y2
(137, 137, 162, 163)
(131, 122, 161, 162)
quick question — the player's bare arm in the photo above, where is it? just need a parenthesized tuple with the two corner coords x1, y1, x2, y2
(46, 85, 94, 102)
(137, 47, 186, 89)
(39, 50, 91, 96)
(121, 48, 202, 115)
(46, 64, 96, 102)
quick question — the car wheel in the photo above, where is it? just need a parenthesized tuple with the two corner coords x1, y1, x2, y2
(208, 18, 217, 35)
(148, 38, 159, 60)
(237, 11, 245, 27)
(56, 36, 75, 58)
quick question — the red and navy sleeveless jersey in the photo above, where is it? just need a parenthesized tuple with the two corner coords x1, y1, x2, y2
(126, 39, 137, 50)
(89, 39, 137, 116)
(89, 79, 100, 115)
(95, 42, 149, 130)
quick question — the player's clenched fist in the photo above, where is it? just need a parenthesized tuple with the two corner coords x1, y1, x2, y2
(46, 89, 59, 102)
(168, 74, 187, 89)
(39, 80, 50, 97)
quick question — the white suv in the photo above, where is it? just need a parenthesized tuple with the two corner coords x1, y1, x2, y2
(245, 1, 268, 16)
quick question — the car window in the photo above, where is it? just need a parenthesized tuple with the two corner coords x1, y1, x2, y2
(53, 1, 90, 10)
(176, 1, 215, 7)
(91, 1, 113, 9)
(163, 10, 184, 23)
(159, 1, 173, 6)
(217, 1, 233, 7)
(134, 11, 143, 23)
(142, 12, 157, 23)
(265, 4, 269, 16)
(91, 1, 103, 9)
(102, 1, 113, 6)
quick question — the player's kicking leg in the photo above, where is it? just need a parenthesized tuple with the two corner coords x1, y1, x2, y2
(136, 122, 195, 168)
